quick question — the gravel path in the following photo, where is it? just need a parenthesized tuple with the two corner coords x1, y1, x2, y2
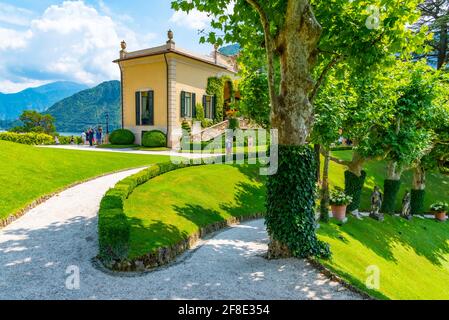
(39, 144, 222, 159)
(0, 169, 362, 300)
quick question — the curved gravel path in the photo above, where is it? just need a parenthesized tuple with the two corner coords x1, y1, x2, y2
(0, 168, 362, 300)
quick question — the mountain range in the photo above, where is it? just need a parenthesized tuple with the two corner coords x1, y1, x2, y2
(0, 81, 89, 121)
(45, 81, 121, 133)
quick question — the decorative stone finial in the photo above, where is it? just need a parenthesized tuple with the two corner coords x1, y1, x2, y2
(120, 40, 127, 51)
(168, 29, 174, 42)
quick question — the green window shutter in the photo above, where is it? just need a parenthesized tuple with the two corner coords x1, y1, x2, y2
(192, 93, 196, 118)
(212, 95, 217, 120)
(203, 95, 207, 118)
(180, 91, 186, 118)
(135, 92, 141, 125)
(148, 91, 154, 126)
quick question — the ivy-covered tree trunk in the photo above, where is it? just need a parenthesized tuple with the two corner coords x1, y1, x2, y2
(314, 144, 321, 184)
(263, 0, 330, 259)
(381, 161, 403, 214)
(319, 149, 330, 222)
(344, 151, 366, 213)
(411, 164, 426, 214)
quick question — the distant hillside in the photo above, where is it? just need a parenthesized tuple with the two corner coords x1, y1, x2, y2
(0, 81, 88, 120)
(45, 81, 121, 133)
(219, 44, 241, 56)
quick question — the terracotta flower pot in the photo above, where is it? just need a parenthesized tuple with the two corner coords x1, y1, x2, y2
(331, 205, 347, 221)
(434, 211, 447, 222)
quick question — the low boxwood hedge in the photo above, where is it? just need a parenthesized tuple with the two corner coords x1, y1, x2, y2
(0, 132, 54, 145)
(109, 129, 135, 145)
(142, 130, 166, 148)
(98, 161, 195, 266)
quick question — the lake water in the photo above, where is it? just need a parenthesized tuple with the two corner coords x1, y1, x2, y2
(59, 132, 83, 137)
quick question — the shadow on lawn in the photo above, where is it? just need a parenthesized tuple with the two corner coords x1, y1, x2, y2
(171, 163, 266, 231)
(128, 217, 189, 256)
(320, 215, 449, 266)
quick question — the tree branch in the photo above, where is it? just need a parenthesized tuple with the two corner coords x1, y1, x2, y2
(309, 54, 343, 103)
(321, 149, 352, 166)
(245, 0, 278, 110)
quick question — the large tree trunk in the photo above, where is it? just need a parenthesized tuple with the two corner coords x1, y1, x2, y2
(347, 151, 365, 177)
(412, 165, 426, 190)
(386, 161, 403, 180)
(411, 164, 426, 214)
(437, 25, 448, 70)
(264, 0, 329, 259)
(320, 149, 330, 222)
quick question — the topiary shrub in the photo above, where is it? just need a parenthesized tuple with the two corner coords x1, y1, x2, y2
(411, 189, 426, 215)
(265, 145, 331, 259)
(381, 179, 401, 214)
(109, 129, 135, 145)
(142, 130, 166, 148)
(344, 170, 367, 213)
(181, 120, 191, 134)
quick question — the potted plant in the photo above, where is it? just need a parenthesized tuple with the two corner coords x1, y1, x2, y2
(329, 187, 353, 221)
(430, 202, 448, 221)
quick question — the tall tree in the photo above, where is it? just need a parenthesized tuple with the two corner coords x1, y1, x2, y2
(380, 61, 436, 214)
(415, 0, 449, 69)
(173, 0, 330, 259)
(10, 110, 56, 134)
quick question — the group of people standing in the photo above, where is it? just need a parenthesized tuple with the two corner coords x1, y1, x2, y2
(81, 127, 103, 146)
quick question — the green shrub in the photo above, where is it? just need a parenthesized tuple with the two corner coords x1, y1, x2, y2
(98, 208, 130, 263)
(344, 170, 367, 212)
(181, 120, 191, 134)
(411, 189, 426, 215)
(228, 117, 240, 130)
(0, 132, 54, 145)
(109, 129, 135, 145)
(265, 145, 330, 259)
(194, 103, 205, 121)
(57, 135, 82, 145)
(381, 179, 401, 214)
(201, 119, 214, 128)
(142, 130, 166, 148)
(97, 161, 198, 268)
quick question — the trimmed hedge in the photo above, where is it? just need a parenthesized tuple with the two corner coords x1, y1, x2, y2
(411, 189, 426, 215)
(142, 130, 166, 148)
(109, 129, 135, 145)
(344, 170, 367, 213)
(0, 132, 54, 145)
(265, 145, 330, 259)
(98, 161, 193, 266)
(381, 179, 401, 214)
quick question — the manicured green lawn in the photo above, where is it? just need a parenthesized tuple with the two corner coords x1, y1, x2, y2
(124, 164, 266, 258)
(0, 141, 169, 221)
(328, 150, 449, 212)
(317, 215, 449, 300)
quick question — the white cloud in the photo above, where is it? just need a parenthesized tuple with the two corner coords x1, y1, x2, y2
(0, 79, 51, 94)
(0, 27, 32, 50)
(169, 9, 211, 30)
(0, 0, 156, 88)
(0, 2, 35, 26)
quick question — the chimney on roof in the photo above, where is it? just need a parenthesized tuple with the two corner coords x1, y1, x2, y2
(166, 29, 175, 50)
(120, 40, 127, 59)
(214, 43, 219, 64)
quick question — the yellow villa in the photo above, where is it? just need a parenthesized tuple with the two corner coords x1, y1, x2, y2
(114, 30, 238, 147)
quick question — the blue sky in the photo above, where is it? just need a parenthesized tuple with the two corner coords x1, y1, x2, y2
(0, 0, 218, 93)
